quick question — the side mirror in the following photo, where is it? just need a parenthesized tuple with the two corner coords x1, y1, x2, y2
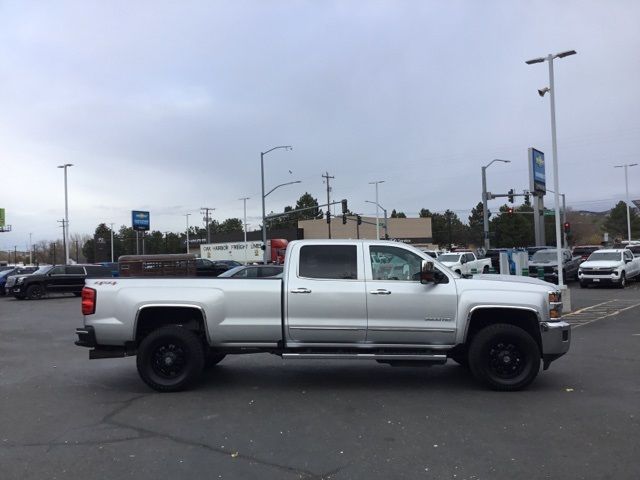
(420, 260, 435, 284)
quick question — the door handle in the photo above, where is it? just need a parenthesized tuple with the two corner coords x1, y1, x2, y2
(290, 288, 312, 294)
(369, 289, 391, 295)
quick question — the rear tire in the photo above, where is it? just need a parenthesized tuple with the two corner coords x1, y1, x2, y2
(483, 266, 489, 274)
(468, 323, 540, 391)
(26, 284, 45, 300)
(136, 326, 205, 392)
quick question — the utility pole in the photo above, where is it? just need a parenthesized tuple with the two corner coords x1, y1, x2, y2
(201, 207, 215, 244)
(322, 172, 335, 239)
(29, 233, 33, 265)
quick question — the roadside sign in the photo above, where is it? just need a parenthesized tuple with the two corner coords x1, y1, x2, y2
(0, 208, 4, 227)
(528, 148, 546, 194)
(132, 210, 150, 231)
(543, 209, 555, 216)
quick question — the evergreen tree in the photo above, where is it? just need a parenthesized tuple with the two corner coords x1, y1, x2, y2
(603, 201, 640, 241)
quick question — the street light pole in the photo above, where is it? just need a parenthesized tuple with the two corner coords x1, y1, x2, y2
(261, 146, 292, 264)
(365, 200, 388, 239)
(29, 233, 33, 265)
(481, 159, 511, 250)
(185, 213, 191, 254)
(109, 223, 115, 262)
(369, 181, 385, 239)
(240, 197, 250, 264)
(57, 163, 73, 264)
(614, 163, 638, 242)
(526, 49, 576, 288)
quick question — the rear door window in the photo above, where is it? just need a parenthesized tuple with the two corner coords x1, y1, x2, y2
(66, 266, 85, 275)
(299, 245, 358, 280)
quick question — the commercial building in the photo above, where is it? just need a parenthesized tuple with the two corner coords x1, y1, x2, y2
(298, 216, 434, 249)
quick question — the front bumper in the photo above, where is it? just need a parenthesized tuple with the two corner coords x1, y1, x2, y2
(540, 321, 571, 369)
(578, 274, 622, 285)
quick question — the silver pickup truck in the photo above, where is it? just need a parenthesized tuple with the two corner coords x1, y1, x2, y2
(75, 240, 570, 392)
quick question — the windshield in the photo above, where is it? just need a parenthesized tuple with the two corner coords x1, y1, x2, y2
(531, 251, 560, 262)
(438, 254, 460, 262)
(587, 252, 622, 262)
(0, 269, 12, 278)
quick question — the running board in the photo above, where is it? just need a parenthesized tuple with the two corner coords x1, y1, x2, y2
(281, 353, 447, 361)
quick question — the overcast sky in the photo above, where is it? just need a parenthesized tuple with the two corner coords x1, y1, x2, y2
(2, 0, 640, 250)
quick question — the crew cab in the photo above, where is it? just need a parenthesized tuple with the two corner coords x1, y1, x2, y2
(528, 248, 581, 283)
(437, 251, 492, 275)
(75, 240, 570, 393)
(578, 249, 640, 288)
(8, 264, 113, 299)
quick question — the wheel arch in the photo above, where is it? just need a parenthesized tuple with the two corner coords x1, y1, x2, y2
(464, 307, 542, 354)
(134, 305, 209, 345)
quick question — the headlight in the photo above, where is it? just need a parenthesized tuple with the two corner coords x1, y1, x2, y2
(548, 291, 562, 320)
(16, 277, 25, 285)
(578, 269, 583, 275)
(552, 266, 558, 272)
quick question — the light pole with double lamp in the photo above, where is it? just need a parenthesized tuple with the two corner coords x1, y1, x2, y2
(261, 146, 293, 264)
(526, 49, 576, 288)
(481, 159, 511, 250)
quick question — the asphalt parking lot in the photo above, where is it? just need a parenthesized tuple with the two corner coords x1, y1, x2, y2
(1, 284, 639, 480)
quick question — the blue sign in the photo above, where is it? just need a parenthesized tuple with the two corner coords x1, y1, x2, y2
(530, 148, 546, 194)
(132, 210, 150, 231)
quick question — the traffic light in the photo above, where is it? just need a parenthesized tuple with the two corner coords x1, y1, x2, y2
(508, 189, 514, 203)
(341, 199, 348, 214)
(342, 214, 347, 225)
(564, 222, 571, 233)
(507, 207, 514, 215)
(356, 215, 362, 225)
(524, 193, 531, 206)
(326, 211, 331, 224)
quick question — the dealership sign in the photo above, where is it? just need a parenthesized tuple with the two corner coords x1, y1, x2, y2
(131, 210, 150, 231)
(528, 148, 546, 194)
(0, 208, 4, 227)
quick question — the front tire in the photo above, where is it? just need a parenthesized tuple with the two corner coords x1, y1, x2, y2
(26, 284, 45, 300)
(136, 326, 205, 392)
(468, 323, 540, 391)
(618, 272, 626, 289)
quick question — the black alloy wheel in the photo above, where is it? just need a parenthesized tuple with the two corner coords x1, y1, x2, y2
(468, 323, 540, 391)
(26, 284, 45, 300)
(136, 326, 205, 392)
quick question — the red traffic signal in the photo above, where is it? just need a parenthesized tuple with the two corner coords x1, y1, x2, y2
(563, 222, 571, 233)
(507, 207, 514, 214)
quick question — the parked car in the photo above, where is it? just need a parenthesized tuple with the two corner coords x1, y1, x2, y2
(437, 251, 492, 275)
(420, 249, 440, 259)
(528, 249, 581, 283)
(195, 258, 242, 277)
(577, 249, 640, 288)
(218, 265, 284, 278)
(7, 264, 113, 300)
(572, 245, 601, 263)
(0, 266, 39, 294)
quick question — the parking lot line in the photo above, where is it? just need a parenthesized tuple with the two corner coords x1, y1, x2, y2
(563, 299, 640, 328)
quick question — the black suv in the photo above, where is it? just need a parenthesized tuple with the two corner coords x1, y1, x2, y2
(8, 264, 113, 300)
